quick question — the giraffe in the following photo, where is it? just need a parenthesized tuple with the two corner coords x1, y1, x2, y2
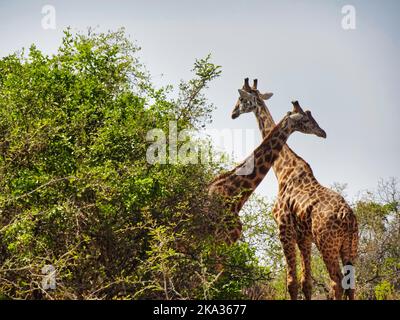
(208, 99, 326, 245)
(231, 78, 358, 300)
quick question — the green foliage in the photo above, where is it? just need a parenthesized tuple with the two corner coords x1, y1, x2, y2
(374, 280, 394, 300)
(354, 178, 400, 300)
(174, 54, 221, 129)
(0, 29, 262, 300)
(210, 242, 271, 299)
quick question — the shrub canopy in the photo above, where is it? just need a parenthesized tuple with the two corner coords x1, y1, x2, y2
(0, 29, 270, 299)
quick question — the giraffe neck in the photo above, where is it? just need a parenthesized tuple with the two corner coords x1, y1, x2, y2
(254, 99, 275, 137)
(253, 100, 316, 185)
(210, 117, 292, 213)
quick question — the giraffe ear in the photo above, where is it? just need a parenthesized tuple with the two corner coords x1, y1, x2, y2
(238, 89, 253, 99)
(259, 92, 273, 100)
(289, 113, 304, 121)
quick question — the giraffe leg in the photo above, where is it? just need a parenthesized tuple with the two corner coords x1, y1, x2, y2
(320, 248, 343, 300)
(298, 239, 312, 300)
(281, 239, 298, 300)
(274, 203, 298, 300)
(278, 224, 298, 300)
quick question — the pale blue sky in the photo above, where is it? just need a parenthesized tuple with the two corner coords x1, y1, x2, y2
(1, 0, 399, 200)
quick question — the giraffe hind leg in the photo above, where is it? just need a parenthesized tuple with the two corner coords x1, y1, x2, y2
(275, 204, 299, 300)
(282, 239, 298, 300)
(320, 247, 343, 300)
(278, 225, 298, 300)
(298, 239, 313, 300)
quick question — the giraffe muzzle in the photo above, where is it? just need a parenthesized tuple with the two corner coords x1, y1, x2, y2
(317, 129, 327, 138)
(231, 111, 240, 119)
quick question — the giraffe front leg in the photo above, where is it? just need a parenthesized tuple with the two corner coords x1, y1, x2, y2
(278, 223, 298, 300)
(298, 239, 312, 300)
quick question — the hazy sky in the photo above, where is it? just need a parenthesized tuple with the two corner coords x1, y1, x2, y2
(1, 0, 399, 200)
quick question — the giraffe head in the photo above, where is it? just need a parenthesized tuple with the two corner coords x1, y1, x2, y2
(285, 101, 327, 138)
(231, 78, 273, 119)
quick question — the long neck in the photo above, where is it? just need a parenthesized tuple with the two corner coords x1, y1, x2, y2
(237, 117, 292, 182)
(254, 100, 276, 138)
(210, 118, 292, 213)
(253, 100, 315, 184)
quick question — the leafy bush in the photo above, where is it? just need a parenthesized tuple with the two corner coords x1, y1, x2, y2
(0, 28, 269, 299)
(375, 280, 394, 300)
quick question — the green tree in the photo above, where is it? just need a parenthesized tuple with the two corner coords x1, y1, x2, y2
(0, 28, 268, 300)
(354, 178, 400, 299)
